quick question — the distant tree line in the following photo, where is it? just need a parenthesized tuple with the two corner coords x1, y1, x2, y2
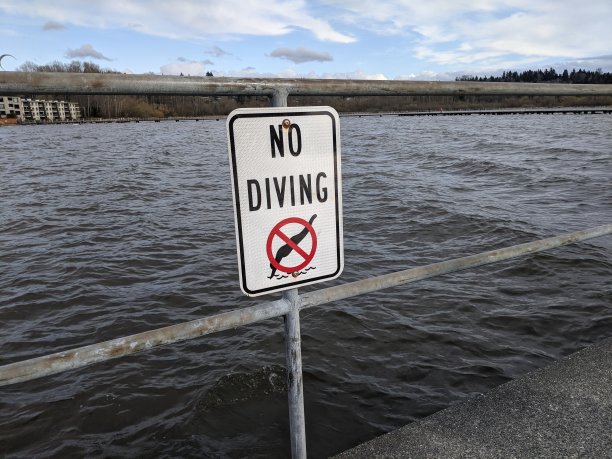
(456, 67, 612, 84)
(17, 60, 121, 74)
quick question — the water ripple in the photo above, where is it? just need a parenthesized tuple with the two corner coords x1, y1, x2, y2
(1, 115, 611, 457)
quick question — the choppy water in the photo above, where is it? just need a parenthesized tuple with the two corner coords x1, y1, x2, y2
(1, 113, 611, 458)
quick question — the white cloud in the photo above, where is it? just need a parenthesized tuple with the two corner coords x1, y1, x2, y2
(65, 44, 112, 61)
(270, 47, 333, 64)
(3, 0, 611, 77)
(324, 0, 612, 69)
(394, 70, 461, 81)
(207, 46, 231, 58)
(556, 55, 612, 72)
(4, 0, 355, 43)
(218, 67, 387, 80)
(319, 70, 387, 80)
(42, 20, 65, 31)
(177, 57, 214, 65)
(160, 59, 214, 76)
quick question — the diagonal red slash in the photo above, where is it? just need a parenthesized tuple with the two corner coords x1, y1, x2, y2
(266, 216, 318, 275)
(274, 228, 310, 261)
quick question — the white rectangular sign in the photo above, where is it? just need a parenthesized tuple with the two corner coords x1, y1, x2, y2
(227, 106, 343, 296)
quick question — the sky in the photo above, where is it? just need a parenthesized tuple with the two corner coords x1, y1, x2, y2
(1, 0, 611, 80)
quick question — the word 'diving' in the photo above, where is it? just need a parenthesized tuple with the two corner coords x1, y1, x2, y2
(247, 173, 328, 211)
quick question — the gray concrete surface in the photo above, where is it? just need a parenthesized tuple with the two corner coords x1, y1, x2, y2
(334, 337, 612, 458)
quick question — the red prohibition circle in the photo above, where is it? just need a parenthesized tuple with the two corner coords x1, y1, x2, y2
(266, 217, 317, 274)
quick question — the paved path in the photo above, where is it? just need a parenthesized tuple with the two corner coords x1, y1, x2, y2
(334, 337, 612, 458)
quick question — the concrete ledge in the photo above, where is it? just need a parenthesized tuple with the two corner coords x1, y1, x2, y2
(334, 337, 612, 458)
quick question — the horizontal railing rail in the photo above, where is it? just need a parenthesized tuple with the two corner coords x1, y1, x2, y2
(2, 224, 610, 387)
(2, 71, 612, 98)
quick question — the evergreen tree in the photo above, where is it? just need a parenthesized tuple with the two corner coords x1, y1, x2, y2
(456, 67, 612, 84)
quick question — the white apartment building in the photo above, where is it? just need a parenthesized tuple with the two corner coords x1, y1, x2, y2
(0, 96, 81, 121)
(0, 96, 24, 119)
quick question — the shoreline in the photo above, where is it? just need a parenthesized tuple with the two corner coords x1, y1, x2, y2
(7, 105, 612, 126)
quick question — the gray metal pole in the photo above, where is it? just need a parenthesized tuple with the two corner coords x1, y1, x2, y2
(272, 86, 306, 459)
(272, 88, 288, 107)
(283, 288, 307, 459)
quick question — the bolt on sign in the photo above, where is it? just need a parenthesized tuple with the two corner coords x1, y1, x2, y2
(227, 106, 344, 296)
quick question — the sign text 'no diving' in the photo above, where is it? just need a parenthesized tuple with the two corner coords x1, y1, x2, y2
(227, 106, 343, 296)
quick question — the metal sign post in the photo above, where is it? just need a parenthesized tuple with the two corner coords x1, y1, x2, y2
(283, 288, 307, 459)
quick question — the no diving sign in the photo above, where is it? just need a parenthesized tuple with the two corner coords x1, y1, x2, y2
(227, 106, 343, 296)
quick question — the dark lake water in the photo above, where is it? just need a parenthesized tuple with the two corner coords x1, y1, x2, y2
(1, 113, 611, 458)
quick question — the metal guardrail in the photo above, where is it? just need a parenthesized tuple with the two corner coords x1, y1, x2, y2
(3, 71, 612, 99)
(2, 224, 611, 387)
(2, 74, 612, 457)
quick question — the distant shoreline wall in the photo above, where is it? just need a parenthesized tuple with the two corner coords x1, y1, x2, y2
(9, 106, 612, 126)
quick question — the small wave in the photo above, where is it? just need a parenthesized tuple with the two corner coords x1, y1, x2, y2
(272, 266, 317, 280)
(197, 365, 287, 412)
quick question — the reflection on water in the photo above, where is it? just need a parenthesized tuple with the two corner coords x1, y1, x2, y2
(1, 114, 611, 457)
